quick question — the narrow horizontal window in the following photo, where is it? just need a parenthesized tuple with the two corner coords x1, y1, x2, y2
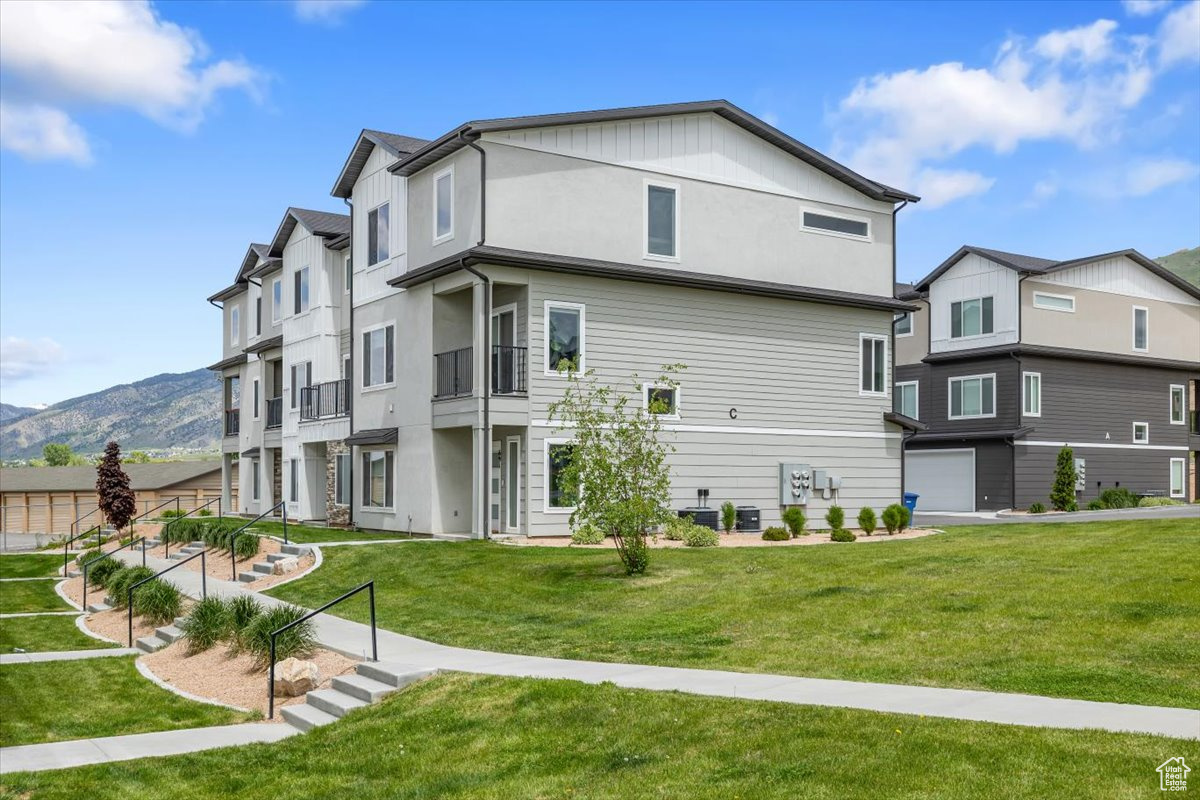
(1033, 292, 1074, 312)
(894, 312, 913, 336)
(803, 210, 869, 239)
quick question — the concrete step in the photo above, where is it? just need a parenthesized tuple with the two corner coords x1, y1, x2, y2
(331, 674, 398, 704)
(280, 544, 311, 556)
(180, 546, 205, 555)
(86, 602, 112, 613)
(155, 625, 184, 643)
(305, 688, 368, 719)
(355, 662, 439, 689)
(188, 541, 204, 547)
(144, 539, 161, 548)
(66, 569, 81, 579)
(265, 553, 291, 563)
(166, 552, 189, 561)
(237, 571, 260, 583)
(174, 616, 188, 628)
(280, 703, 338, 732)
(135, 635, 168, 653)
(252, 562, 274, 575)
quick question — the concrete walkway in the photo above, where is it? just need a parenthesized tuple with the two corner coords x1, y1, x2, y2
(111, 549, 1200, 741)
(916, 503, 1199, 527)
(0, 611, 83, 619)
(0, 723, 297, 774)
(1, 648, 136, 665)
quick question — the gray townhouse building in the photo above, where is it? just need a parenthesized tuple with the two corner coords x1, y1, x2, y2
(895, 246, 1200, 511)
(210, 100, 923, 537)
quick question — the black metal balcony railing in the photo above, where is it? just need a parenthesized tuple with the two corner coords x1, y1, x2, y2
(224, 408, 240, 436)
(492, 345, 527, 395)
(300, 379, 349, 421)
(434, 347, 473, 399)
(266, 396, 283, 429)
(434, 346, 528, 399)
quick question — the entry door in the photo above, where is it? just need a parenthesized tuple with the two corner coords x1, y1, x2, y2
(491, 306, 516, 393)
(490, 442, 502, 533)
(505, 436, 521, 533)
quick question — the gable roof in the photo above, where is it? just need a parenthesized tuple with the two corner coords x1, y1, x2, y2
(916, 245, 1200, 300)
(331, 128, 432, 199)
(385, 100, 919, 204)
(0, 462, 222, 493)
(268, 207, 351, 257)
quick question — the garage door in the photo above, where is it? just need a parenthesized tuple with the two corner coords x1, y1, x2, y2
(905, 449, 975, 512)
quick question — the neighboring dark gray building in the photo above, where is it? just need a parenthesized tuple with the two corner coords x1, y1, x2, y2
(894, 247, 1200, 511)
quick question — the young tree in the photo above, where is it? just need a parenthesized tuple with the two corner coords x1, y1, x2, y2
(1050, 446, 1078, 512)
(547, 364, 683, 575)
(127, 450, 151, 464)
(96, 441, 136, 532)
(42, 443, 73, 467)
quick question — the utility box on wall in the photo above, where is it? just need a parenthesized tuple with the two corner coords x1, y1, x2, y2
(779, 463, 812, 505)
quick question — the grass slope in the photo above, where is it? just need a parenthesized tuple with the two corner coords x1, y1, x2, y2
(0, 554, 62, 578)
(1157, 245, 1200, 287)
(249, 519, 415, 544)
(0, 674, 1185, 800)
(0, 615, 115, 654)
(0, 580, 71, 614)
(0, 657, 254, 747)
(270, 520, 1200, 708)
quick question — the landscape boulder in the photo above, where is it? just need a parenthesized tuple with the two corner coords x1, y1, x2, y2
(272, 556, 300, 575)
(273, 657, 319, 696)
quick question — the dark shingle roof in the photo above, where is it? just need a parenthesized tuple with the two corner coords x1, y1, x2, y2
(331, 129, 432, 198)
(0, 462, 222, 493)
(268, 207, 351, 257)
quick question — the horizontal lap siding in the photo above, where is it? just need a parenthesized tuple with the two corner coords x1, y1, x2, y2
(922, 356, 1021, 431)
(906, 440, 1012, 511)
(1014, 445, 1184, 507)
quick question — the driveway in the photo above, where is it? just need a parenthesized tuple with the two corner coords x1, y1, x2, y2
(915, 504, 1199, 527)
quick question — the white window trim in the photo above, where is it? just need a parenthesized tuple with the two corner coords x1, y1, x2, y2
(1022, 371, 1042, 418)
(858, 333, 889, 397)
(345, 256, 352, 293)
(251, 378, 260, 420)
(362, 448, 395, 510)
(543, 437, 576, 514)
(1169, 384, 1185, 425)
(799, 206, 872, 242)
(360, 322, 395, 392)
(895, 381, 919, 419)
(1132, 306, 1149, 352)
(643, 179, 681, 263)
(948, 373, 997, 420)
(950, 296, 994, 340)
(642, 382, 682, 421)
(432, 166, 454, 245)
(1132, 421, 1149, 444)
(1169, 457, 1186, 498)
(543, 300, 585, 377)
(894, 311, 914, 338)
(1032, 291, 1075, 313)
(367, 202, 391, 266)
(294, 267, 311, 315)
(230, 306, 240, 346)
(271, 278, 282, 323)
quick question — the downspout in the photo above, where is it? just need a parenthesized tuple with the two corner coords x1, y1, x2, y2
(344, 196, 355, 528)
(891, 199, 909, 502)
(1009, 274, 1028, 510)
(459, 129, 491, 539)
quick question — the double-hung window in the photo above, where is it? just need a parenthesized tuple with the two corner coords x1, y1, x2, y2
(272, 278, 282, 323)
(545, 301, 584, 375)
(645, 182, 678, 260)
(894, 381, 918, 419)
(545, 440, 577, 511)
(1170, 385, 1185, 425)
(1169, 458, 1185, 498)
(290, 361, 312, 409)
(949, 374, 995, 419)
(1022, 372, 1041, 417)
(230, 306, 240, 346)
(362, 450, 394, 508)
(859, 334, 887, 395)
(950, 297, 994, 338)
(894, 312, 913, 336)
(434, 167, 453, 243)
(368, 204, 389, 265)
(1132, 306, 1148, 351)
(294, 267, 310, 314)
(362, 325, 394, 388)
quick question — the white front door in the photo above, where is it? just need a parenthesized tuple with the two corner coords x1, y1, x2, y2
(490, 442, 502, 534)
(505, 436, 521, 533)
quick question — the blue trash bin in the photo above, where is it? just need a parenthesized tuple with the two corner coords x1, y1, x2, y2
(903, 492, 919, 516)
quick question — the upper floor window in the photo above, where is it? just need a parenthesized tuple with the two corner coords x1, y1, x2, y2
(645, 182, 678, 260)
(1133, 421, 1149, 444)
(362, 325, 394, 388)
(251, 378, 260, 419)
(368, 204, 389, 265)
(272, 278, 282, 323)
(434, 166, 453, 243)
(1033, 292, 1074, 313)
(1132, 306, 1148, 351)
(229, 306, 240, 346)
(894, 312, 913, 336)
(1022, 372, 1041, 417)
(951, 296, 993, 339)
(344, 256, 352, 293)
(1170, 385, 1185, 425)
(643, 384, 680, 419)
(290, 361, 312, 409)
(294, 267, 310, 314)
(802, 209, 869, 240)
(545, 301, 584, 375)
(859, 334, 887, 396)
(254, 297, 262, 336)
(894, 381, 918, 419)
(949, 374, 995, 419)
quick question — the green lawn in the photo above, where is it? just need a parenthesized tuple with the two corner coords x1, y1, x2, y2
(0, 580, 71, 614)
(0, 554, 63, 579)
(269, 519, 1200, 708)
(0, 615, 115, 654)
(250, 519, 419, 545)
(0, 673, 1186, 800)
(0, 657, 255, 747)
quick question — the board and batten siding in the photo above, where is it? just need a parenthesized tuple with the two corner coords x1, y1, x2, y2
(518, 269, 901, 535)
(928, 254, 1019, 354)
(352, 144, 409, 304)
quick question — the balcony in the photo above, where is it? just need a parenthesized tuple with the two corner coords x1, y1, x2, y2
(492, 345, 528, 395)
(434, 346, 528, 400)
(300, 379, 350, 421)
(266, 396, 283, 429)
(224, 409, 239, 437)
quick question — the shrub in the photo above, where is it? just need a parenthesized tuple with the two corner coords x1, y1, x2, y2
(682, 526, 719, 548)
(180, 597, 231, 654)
(158, 509, 184, 519)
(781, 507, 806, 537)
(197, 508, 213, 517)
(1138, 496, 1182, 507)
(830, 528, 857, 543)
(881, 503, 908, 534)
(244, 604, 317, 668)
(720, 501, 736, 534)
(857, 507, 876, 536)
(761, 526, 790, 541)
(1050, 447, 1078, 512)
(1097, 488, 1138, 509)
(233, 531, 261, 561)
(227, 594, 264, 652)
(107, 566, 155, 608)
(570, 524, 605, 545)
(132, 579, 182, 625)
(825, 505, 845, 531)
(84, 556, 122, 588)
(660, 515, 690, 541)
(1087, 499, 1104, 511)
(1028, 502, 1046, 514)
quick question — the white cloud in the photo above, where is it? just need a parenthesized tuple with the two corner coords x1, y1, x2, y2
(1035, 19, 1119, 64)
(0, 102, 92, 164)
(1120, 158, 1200, 195)
(1123, 0, 1171, 15)
(1023, 177, 1061, 208)
(0, 337, 66, 382)
(1158, 1, 1200, 66)
(913, 168, 996, 209)
(293, 0, 366, 24)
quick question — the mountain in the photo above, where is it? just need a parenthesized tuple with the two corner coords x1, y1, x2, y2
(0, 369, 220, 460)
(1156, 246, 1200, 287)
(0, 404, 39, 425)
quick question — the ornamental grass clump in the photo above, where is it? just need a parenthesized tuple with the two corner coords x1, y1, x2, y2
(132, 579, 183, 626)
(233, 531, 262, 561)
(107, 566, 155, 608)
(781, 507, 806, 537)
(181, 597, 232, 654)
(227, 595, 265, 653)
(84, 555, 122, 588)
(243, 604, 317, 668)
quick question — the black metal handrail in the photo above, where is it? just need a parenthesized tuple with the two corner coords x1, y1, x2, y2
(266, 397, 283, 429)
(82, 537, 146, 609)
(162, 497, 223, 558)
(129, 496, 182, 539)
(224, 408, 240, 436)
(434, 347, 473, 399)
(492, 345, 527, 395)
(127, 551, 207, 647)
(70, 507, 101, 538)
(63, 525, 103, 574)
(300, 379, 349, 420)
(229, 502, 288, 581)
(268, 581, 377, 719)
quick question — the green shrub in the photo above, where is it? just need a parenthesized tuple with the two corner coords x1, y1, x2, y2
(1138, 496, 1183, 507)
(227, 595, 264, 652)
(1050, 446, 1078, 511)
(84, 556, 122, 588)
(1097, 488, 1138, 509)
(158, 509, 184, 519)
(720, 501, 736, 534)
(830, 528, 857, 543)
(570, 524, 605, 545)
(825, 505, 845, 531)
(780, 507, 806, 537)
(682, 526, 719, 548)
(132, 579, 182, 625)
(857, 507, 876, 536)
(660, 515, 690, 541)
(233, 532, 261, 560)
(196, 508, 213, 517)
(1087, 499, 1104, 511)
(243, 604, 317, 668)
(881, 503, 909, 534)
(1028, 502, 1046, 514)
(180, 597, 231, 654)
(107, 566, 155, 608)
(761, 526, 790, 542)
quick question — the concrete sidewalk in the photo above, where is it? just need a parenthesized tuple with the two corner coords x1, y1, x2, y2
(0, 648, 134, 665)
(111, 549, 1200, 741)
(917, 503, 1199, 527)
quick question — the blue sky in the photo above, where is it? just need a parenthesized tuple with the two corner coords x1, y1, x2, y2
(1, 0, 1197, 408)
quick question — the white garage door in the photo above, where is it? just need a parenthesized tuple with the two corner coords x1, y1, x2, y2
(905, 449, 975, 512)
